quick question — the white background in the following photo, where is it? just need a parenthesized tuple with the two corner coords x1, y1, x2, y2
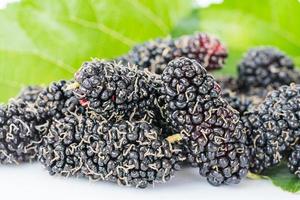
(0, 0, 299, 199)
(1, 163, 299, 200)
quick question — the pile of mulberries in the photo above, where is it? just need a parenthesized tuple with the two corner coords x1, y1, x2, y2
(119, 33, 227, 74)
(2, 32, 300, 188)
(213, 47, 300, 178)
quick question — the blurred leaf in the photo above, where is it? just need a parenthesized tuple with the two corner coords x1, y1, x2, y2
(195, 0, 300, 76)
(171, 9, 200, 37)
(0, 0, 192, 102)
(262, 163, 300, 193)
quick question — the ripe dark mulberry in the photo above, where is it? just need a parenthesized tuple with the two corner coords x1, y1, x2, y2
(160, 57, 249, 186)
(237, 47, 299, 91)
(74, 60, 159, 121)
(244, 84, 300, 174)
(119, 33, 227, 74)
(0, 86, 43, 164)
(39, 110, 184, 188)
(288, 145, 300, 178)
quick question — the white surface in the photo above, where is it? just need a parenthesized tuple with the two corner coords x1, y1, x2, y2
(0, 163, 298, 200)
(0, 0, 19, 9)
(195, 0, 223, 7)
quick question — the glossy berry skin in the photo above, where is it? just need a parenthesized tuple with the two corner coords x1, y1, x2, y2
(39, 110, 184, 188)
(238, 47, 299, 91)
(119, 33, 227, 74)
(288, 145, 300, 178)
(244, 84, 300, 174)
(74, 60, 159, 121)
(160, 57, 249, 186)
(0, 87, 43, 164)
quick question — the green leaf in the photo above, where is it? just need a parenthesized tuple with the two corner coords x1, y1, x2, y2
(171, 8, 200, 37)
(0, 0, 192, 103)
(262, 163, 300, 193)
(195, 0, 300, 76)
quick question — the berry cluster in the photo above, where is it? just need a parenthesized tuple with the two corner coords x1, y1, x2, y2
(216, 47, 300, 178)
(1, 33, 300, 188)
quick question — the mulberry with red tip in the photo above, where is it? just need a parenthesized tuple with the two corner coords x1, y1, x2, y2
(119, 33, 227, 74)
(74, 60, 159, 121)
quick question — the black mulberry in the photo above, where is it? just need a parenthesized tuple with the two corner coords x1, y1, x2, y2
(39, 110, 184, 188)
(245, 84, 300, 174)
(0, 86, 43, 164)
(74, 60, 159, 121)
(119, 33, 227, 74)
(288, 145, 300, 178)
(237, 47, 299, 91)
(160, 57, 249, 186)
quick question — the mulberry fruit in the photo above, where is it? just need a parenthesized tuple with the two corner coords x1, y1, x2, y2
(160, 57, 249, 186)
(39, 109, 184, 188)
(288, 145, 300, 178)
(0, 87, 43, 164)
(74, 60, 158, 121)
(119, 33, 227, 74)
(245, 84, 300, 174)
(237, 47, 299, 90)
